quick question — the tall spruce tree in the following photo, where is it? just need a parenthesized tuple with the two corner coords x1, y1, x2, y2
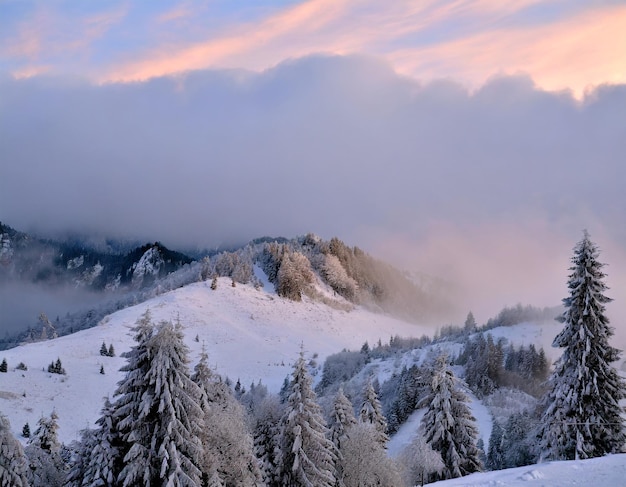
(115, 314, 205, 486)
(279, 351, 336, 487)
(0, 413, 31, 487)
(539, 231, 626, 460)
(329, 387, 357, 487)
(419, 355, 481, 479)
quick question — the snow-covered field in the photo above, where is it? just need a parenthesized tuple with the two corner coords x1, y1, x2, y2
(0, 277, 433, 444)
(428, 453, 626, 487)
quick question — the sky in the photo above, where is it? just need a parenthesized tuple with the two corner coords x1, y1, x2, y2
(1, 0, 626, 325)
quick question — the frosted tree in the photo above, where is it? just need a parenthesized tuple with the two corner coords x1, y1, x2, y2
(464, 311, 477, 333)
(340, 423, 402, 487)
(115, 315, 205, 486)
(68, 397, 122, 486)
(328, 387, 357, 487)
(359, 378, 389, 448)
(320, 254, 358, 300)
(539, 231, 626, 461)
(109, 310, 154, 484)
(253, 395, 284, 487)
(276, 251, 315, 301)
(329, 387, 357, 451)
(0, 413, 30, 487)
(25, 410, 65, 487)
(419, 355, 481, 479)
(486, 419, 505, 470)
(398, 430, 444, 486)
(279, 351, 336, 487)
(29, 410, 60, 455)
(192, 346, 263, 486)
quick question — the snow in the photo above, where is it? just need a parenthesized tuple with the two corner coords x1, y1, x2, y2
(0, 277, 432, 444)
(427, 453, 626, 487)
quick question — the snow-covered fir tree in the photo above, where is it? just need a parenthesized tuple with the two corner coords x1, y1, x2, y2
(328, 387, 357, 487)
(329, 387, 357, 451)
(114, 314, 205, 486)
(67, 397, 121, 487)
(279, 350, 336, 487)
(253, 395, 283, 487)
(538, 231, 626, 461)
(359, 378, 389, 449)
(192, 346, 263, 486)
(0, 413, 30, 487)
(486, 418, 505, 470)
(419, 354, 482, 479)
(25, 410, 66, 487)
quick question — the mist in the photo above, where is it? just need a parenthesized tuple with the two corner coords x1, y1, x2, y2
(0, 281, 106, 339)
(1, 54, 624, 340)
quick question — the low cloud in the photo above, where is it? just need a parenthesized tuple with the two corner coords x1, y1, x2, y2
(1, 55, 624, 331)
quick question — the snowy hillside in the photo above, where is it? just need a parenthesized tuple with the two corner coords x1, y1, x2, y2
(0, 277, 432, 444)
(428, 453, 626, 486)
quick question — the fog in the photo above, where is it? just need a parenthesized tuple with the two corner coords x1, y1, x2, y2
(1, 54, 624, 340)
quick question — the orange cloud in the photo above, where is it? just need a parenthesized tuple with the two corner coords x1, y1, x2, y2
(389, 4, 626, 97)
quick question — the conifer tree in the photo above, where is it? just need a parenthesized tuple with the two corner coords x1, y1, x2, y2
(486, 419, 504, 470)
(0, 413, 30, 487)
(328, 387, 357, 487)
(22, 423, 30, 438)
(107, 344, 115, 357)
(419, 355, 481, 479)
(114, 313, 205, 486)
(359, 378, 389, 448)
(26, 410, 65, 487)
(0, 358, 7, 372)
(120, 322, 203, 486)
(253, 395, 283, 487)
(74, 398, 122, 486)
(279, 351, 336, 486)
(539, 231, 626, 461)
(100, 342, 108, 356)
(329, 387, 357, 451)
(192, 346, 262, 486)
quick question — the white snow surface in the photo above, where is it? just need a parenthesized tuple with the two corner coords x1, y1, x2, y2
(427, 453, 626, 487)
(0, 278, 432, 444)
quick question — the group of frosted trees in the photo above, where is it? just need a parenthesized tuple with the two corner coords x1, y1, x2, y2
(2, 231, 624, 486)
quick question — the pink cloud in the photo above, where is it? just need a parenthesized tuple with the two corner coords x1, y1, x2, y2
(389, 4, 626, 96)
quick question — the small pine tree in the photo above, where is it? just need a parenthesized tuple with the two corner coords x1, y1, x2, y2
(100, 365, 105, 375)
(0, 359, 7, 373)
(22, 423, 30, 438)
(100, 342, 108, 356)
(211, 276, 218, 290)
(16, 362, 27, 371)
(464, 311, 477, 333)
(107, 344, 115, 357)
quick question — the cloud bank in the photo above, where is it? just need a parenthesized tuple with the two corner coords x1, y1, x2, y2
(1, 55, 625, 325)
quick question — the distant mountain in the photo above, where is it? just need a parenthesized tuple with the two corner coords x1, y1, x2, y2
(0, 222, 193, 290)
(0, 223, 456, 350)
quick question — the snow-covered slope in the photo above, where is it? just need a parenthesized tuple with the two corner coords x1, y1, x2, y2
(0, 277, 432, 444)
(428, 453, 626, 486)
